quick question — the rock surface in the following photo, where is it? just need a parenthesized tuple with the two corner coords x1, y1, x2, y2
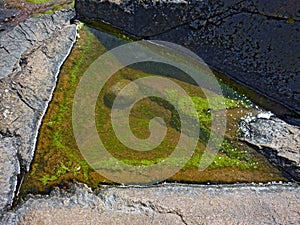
(75, 0, 300, 123)
(0, 8, 75, 80)
(0, 0, 74, 34)
(0, 9, 77, 215)
(1, 182, 300, 224)
(0, 5, 18, 32)
(239, 112, 300, 181)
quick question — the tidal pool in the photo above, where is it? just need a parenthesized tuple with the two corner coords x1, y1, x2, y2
(20, 25, 286, 195)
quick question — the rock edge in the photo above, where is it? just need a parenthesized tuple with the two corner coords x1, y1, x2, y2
(0, 9, 77, 215)
(1, 182, 300, 225)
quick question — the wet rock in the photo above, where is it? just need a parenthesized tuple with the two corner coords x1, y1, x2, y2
(75, 0, 300, 123)
(239, 112, 300, 181)
(75, 0, 192, 37)
(0, 9, 77, 215)
(1, 182, 300, 224)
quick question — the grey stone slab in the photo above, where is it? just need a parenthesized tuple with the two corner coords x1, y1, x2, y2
(0, 9, 77, 215)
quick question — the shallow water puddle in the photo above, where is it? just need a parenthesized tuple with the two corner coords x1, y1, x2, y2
(20, 25, 286, 194)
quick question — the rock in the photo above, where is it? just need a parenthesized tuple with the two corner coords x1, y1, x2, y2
(1, 183, 105, 225)
(0, 9, 77, 215)
(239, 112, 300, 181)
(104, 79, 140, 108)
(75, 0, 300, 123)
(0, 135, 20, 216)
(0, 7, 19, 33)
(75, 0, 192, 37)
(0, 9, 75, 80)
(0, 0, 74, 35)
(1, 182, 300, 224)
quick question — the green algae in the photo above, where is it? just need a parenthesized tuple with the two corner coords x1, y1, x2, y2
(31, 0, 74, 17)
(26, 0, 53, 3)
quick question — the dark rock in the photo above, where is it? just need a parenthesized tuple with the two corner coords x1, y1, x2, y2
(239, 112, 300, 181)
(75, 0, 192, 37)
(75, 0, 300, 123)
(1, 182, 300, 224)
(0, 7, 19, 32)
(0, 9, 77, 215)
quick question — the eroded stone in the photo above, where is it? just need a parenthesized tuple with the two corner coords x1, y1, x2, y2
(240, 112, 300, 181)
(1, 182, 300, 224)
(0, 9, 77, 215)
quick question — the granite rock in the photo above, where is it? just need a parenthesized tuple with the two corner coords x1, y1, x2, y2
(0, 9, 76, 80)
(0, 9, 77, 215)
(239, 112, 300, 181)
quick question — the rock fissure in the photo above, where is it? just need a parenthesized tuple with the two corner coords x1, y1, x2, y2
(146, 202, 188, 225)
(0, 44, 10, 54)
(15, 91, 36, 111)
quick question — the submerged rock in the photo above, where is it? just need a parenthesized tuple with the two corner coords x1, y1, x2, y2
(1, 182, 300, 224)
(75, 0, 300, 123)
(0, 9, 77, 215)
(239, 113, 300, 181)
(104, 79, 140, 108)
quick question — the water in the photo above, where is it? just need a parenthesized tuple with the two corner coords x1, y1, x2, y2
(19, 25, 287, 195)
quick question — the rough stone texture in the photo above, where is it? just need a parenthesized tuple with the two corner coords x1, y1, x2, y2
(75, 0, 300, 123)
(0, 8, 75, 79)
(0, 5, 19, 32)
(239, 112, 300, 181)
(0, 135, 20, 215)
(0, 3, 298, 223)
(0, 0, 74, 35)
(1, 182, 300, 224)
(0, 9, 77, 215)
